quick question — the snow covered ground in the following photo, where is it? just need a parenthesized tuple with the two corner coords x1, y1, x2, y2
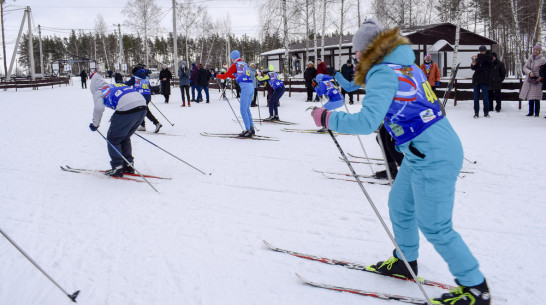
(1, 78, 545, 304)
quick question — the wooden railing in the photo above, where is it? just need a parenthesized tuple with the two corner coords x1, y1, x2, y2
(167, 77, 526, 108)
(0, 77, 71, 91)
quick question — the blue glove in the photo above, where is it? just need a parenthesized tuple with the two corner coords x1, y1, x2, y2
(435, 82, 440, 86)
(89, 123, 98, 131)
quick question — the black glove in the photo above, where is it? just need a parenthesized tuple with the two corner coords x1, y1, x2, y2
(89, 123, 98, 131)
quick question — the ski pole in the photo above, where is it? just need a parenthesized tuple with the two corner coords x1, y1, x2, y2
(0, 227, 80, 303)
(149, 100, 174, 126)
(326, 129, 433, 305)
(96, 130, 160, 193)
(337, 89, 375, 176)
(255, 89, 262, 125)
(464, 156, 477, 164)
(134, 133, 211, 175)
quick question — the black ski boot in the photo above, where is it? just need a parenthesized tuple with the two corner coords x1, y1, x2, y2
(104, 165, 124, 177)
(263, 115, 274, 121)
(272, 115, 280, 121)
(123, 162, 135, 174)
(250, 126, 256, 136)
(238, 130, 252, 138)
(366, 250, 418, 279)
(431, 279, 490, 305)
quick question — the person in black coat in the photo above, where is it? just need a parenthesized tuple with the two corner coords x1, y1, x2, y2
(80, 70, 88, 89)
(114, 70, 124, 83)
(159, 64, 172, 103)
(487, 52, 506, 112)
(195, 63, 211, 103)
(470, 45, 492, 118)
(304, 62, 317, 102)
(340, 59, 355, 104)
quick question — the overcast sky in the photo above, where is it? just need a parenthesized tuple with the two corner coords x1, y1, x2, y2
(2, 0, 261, 46)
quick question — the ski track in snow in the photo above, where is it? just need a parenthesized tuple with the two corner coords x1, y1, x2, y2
(1, 77, 545, 304)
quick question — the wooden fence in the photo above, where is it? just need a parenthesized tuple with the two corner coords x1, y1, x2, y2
(0, 77, 71, 91)
(169, 77, 526, 108)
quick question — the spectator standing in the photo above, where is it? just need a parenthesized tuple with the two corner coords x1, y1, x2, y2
(159, 64, 172, 104)
(488, 52, 506, 112)
(419, 54, 441, 96)
(190, 63, 198, 102)
(316, 58, 327, 75)
(520, 43, 545, 117)
(178, 61, 191, 107)
(304, 62, 317, 102)
(249, 63, 258, 107)
(471, 45, 492, 118)
(114, 70, 124, 83)
(195, 63, 211, 103)
(80, 69, 88, 89)
(340, 59, 355, 104)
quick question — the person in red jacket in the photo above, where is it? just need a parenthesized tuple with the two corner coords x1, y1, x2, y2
(316, 58, 328, 75)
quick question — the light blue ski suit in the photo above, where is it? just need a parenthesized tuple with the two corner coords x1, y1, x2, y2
(329, 45, 484, 287)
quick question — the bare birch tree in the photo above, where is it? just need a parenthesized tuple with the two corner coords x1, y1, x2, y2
(176, 0, 203, 64)
(122, 0, 163, 67)
(95, 15, 110, 70)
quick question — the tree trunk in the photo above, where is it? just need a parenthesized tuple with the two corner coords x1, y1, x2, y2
(282, 0, 289, 79)
(451, 0, 462, 77)
(338, 0, 344, 70)
(321, 0, 326, 63)
(510, 0, 523, 78)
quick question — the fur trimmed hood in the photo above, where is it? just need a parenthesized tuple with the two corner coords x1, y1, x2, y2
(354, 28, 410, 85)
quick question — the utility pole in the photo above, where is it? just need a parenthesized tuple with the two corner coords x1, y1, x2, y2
(1, 0, 7, 77)
(26, 7, 35, 80)
(38, 24, 44, 77)
(172, 0, 178, 69)
(6, 5, 27, 81)
(118, 24, 124, 67)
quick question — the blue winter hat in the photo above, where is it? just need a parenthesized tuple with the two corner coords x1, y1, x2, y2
(230, 50, 241, 60)
(316, 73, 332, 83)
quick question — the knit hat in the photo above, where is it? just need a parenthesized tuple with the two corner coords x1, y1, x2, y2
(317, 58, 322, 61)
(479, 45, 487, 52)
(534, 43, 542, 51)
(230, 50, 240, 60)
(491, 52, 498, 58)
(352, 18, 384, 52)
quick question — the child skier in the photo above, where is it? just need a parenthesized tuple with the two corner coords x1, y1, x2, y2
(88, 71, 147, 177)
(257, 65, 285, 121)
(311, 18, 490, 305)
(125, 65, 162, 133)
(216, 50, 255, 138)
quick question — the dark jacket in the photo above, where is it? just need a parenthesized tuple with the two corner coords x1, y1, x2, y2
(340, 64, 355, 81)
(471, 53, 492, 85)
(114, 72, 123, 83)
(540, 63, 546, 90)
(80, 70, 87, 80)
(196, 68, 211, 87)
(159, 68, 172, 96)
(304, 67, 317, 87)
(190, 64, 198, 85)
(488, 59, 506, 90)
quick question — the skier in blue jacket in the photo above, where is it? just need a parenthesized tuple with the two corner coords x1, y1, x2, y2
(311, 18, 490, 305)
(125, 66, 162, 133)
(89, 72, 147, 177)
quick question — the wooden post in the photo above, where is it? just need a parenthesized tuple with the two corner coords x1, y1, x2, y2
(288, 78, 292, 97)
(453, 79, 458, 106)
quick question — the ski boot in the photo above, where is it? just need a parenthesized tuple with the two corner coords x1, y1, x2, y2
(154, 123, 163, 133)
(123, 162, 135, 174)
(431, 279, 490, 305)
(137, 125, 146, 131)
(238, 130, 252, 138)
(104, 165, 124, 177)
(366, 250, 417, 279)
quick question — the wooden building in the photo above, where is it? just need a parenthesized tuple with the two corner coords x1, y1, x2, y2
(261, 23, 497, 79)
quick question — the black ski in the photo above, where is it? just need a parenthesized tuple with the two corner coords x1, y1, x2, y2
(64, 165, 171, 180)
(281, 128, 349, 135)
(296, 273, 428, 304)
(263, 240, 453, 289)
(60, 166, 142, 182)
(200, 132, 279, 141)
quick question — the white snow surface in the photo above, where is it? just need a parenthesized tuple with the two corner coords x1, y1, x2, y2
(1, 78, 545, 304)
